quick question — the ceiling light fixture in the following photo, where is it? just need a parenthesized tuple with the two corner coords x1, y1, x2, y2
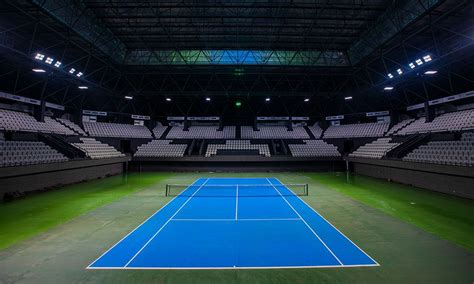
(35, 53, 45, 60)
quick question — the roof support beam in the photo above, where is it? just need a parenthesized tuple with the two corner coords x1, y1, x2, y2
(348, 0, 443, 65)
(30, 0, 127, 63)
(125, 50, 349, 67)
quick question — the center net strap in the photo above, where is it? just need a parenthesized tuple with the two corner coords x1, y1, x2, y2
(165, 184, 308, 197)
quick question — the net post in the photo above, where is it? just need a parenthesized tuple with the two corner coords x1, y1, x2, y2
(165, 184, 169, 197)
(305, 184, 308, 196)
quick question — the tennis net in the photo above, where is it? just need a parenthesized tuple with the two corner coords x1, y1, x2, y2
(165, 183, 308, 197)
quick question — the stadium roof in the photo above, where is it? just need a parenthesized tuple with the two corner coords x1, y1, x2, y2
(0, 0, 472, 117)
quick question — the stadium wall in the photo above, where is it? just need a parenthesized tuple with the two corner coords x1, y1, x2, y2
(130, 157, 345, 172)
(0, 157, 129, 199)
(348, 158, 474, 199)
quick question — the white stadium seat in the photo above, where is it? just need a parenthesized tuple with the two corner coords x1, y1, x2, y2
(241, 126, 309, 139)
(72, 138, 125, 159)
(83, 121, 152, 138)
(288, 140, 340, 157)
(134, 140, 187, 157)
(205, 140, 271, 157)
(349, 137, 400, 159)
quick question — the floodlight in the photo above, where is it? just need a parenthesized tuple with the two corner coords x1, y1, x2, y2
(304, 98, 310, 102)
(424, 70, 437, 75)
(397, 68, 403, 75)
(76, 72, 83, 78)
(45, 57, 54, 64)
(423, 55, 432, 62)
(265, 97, 271, 102)
(166, 98, 172, 101)
(409, 63, 415, 69)
(54, 61, 61, 68)
(416, 59, 423, 65)
(125, 96, 133, 100)
(384, 86, 394, 91)
(69, 68, 75, 74)
(35, 53, 45, 60)
(205, 97, 211, 101)
(32, 69, 46, 73)
(344, 96, 353, 100)
(78, 86, 88, 90)
(387, 73, 394, 79)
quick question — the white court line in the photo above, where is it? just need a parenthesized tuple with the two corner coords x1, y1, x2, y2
(273, 177, 380, 266)
(86, 263, 381, 270)
(235, 184, 239, 220)
(266, 178, 344, 266)
(86, 178, 202, 269)
(171, 218, 301, 222)
(123, 178, 210, 267)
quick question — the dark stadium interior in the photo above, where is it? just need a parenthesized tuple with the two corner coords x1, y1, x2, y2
(0, 0, 473, 283)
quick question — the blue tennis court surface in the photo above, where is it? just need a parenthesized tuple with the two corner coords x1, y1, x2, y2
(88, 177, 378, 269)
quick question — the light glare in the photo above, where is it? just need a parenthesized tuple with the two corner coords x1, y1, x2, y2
(35, 53, 45, 60)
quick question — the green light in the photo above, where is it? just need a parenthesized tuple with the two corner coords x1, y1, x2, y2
(235, 101, 242, 108)
(233, 68, 245, 76)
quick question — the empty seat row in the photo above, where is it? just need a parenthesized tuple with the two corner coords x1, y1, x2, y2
(241, 126, 309, 139)
(72, 137, 125, 159)
(57, 118, 88, 135)
(396, 109, 474, 135)
(385, 119, 415, 136)
(402, 132, 474, 166)
(0, 140, 68, 167)
(323, 122, 389, 138)
(152, 123, 168, 139)
(166, 126, 235, 139)
(83, 122, 152, 138)
(349, 137, 400, 159)
(288, 140, 340, 157)
(307, 124, 323, 139)
(134, 140, 187, 157)
(205, 140, 271, 157)
(0, 109, 76, 135)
